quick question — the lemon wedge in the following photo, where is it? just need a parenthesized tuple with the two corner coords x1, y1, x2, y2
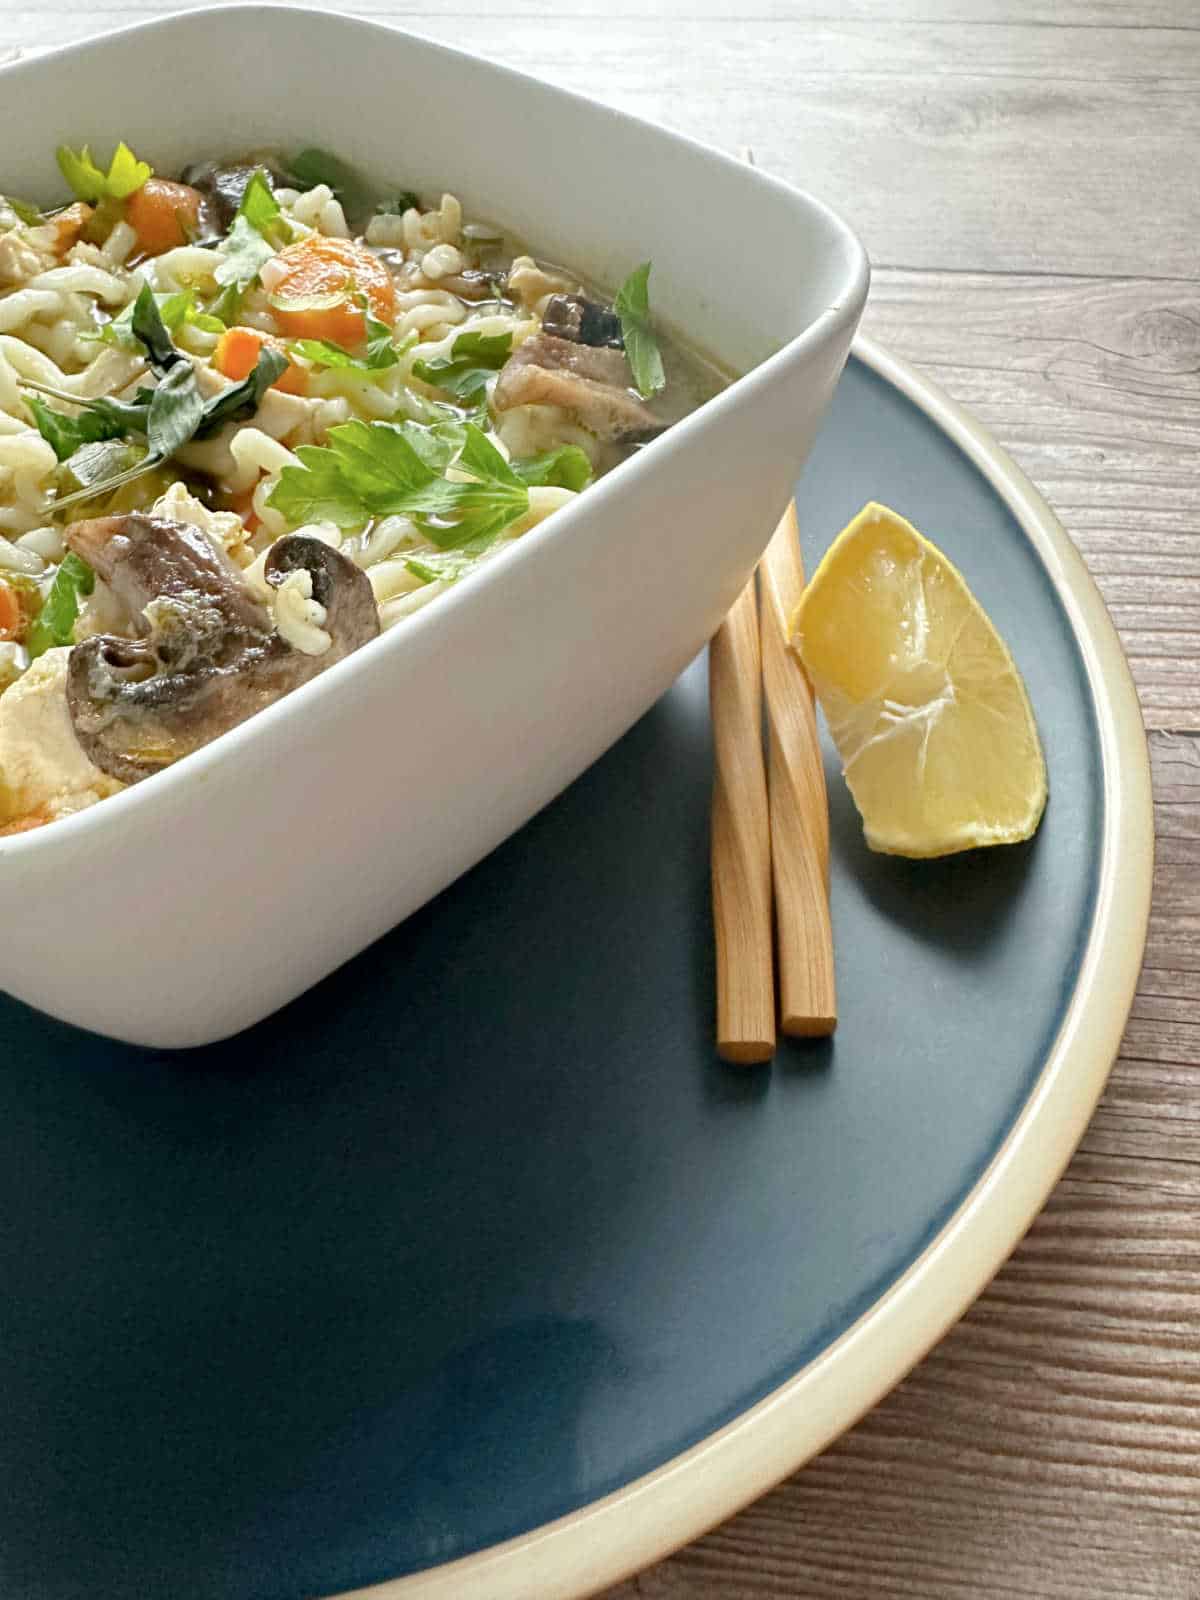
(791, 502, 1047, 858)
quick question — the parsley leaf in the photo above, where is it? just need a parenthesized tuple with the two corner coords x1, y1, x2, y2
(214, 215, 275, 289)
(267, 418, 529, 551)
(25, 552, 95, 659)
(214, 170, 286, 291)
(88, 289, 224, 354)
(56, 141, 152, 204)
(403, 549, 477, 584)
(24, 394, 126, 462)
(614, 261, 665, 399)
(158, 288, 225, 336)
(511, 445, 593, 492)
(411, 330, 512, 409)
(237, 169, 283, 235)
(289, 308, 413, 382)
(287, 148, 372, 218)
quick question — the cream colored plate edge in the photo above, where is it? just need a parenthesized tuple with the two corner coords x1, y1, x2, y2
(336, 334, 1155, 1600)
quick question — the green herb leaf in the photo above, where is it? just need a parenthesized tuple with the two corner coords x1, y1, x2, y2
(49, 450, 164, 516)
(24, 394, 125, 462)
(411, 329, 512, 406)
(213, 169, 285, 293)
(288, 312, 412, 383)
(404, 549, 476, 584)
(104, 141, 153, 200)
(214, 214, 275, 289)
(613, 261, 665, 399)
(20, 377, 152, 438)
(147, 362, 205, 459)
(56, 140, 152, 204)
(376, 192, 420, 216)
(24, 552, 95, 659)
(209, 281, 246, 325)
(83, 300, 142, 352)
(267, 417, 529, 544)
(511, 445, 594, 492)
(267, 443, 364, 528)
(237, 169, 282, 235)
(196, 348, 288, 437)
(59, 438, 144, 493)
(4, 195, 42, 226)
(366, 305, 407, 367)
(131, 283, 185, 375)
(287, 148, 370, 217)
(86, 290, 205, 353)
(158, 289, 225, 336)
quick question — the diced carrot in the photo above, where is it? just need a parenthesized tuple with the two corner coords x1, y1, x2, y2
(269, 236, 395, 347)
(124, 178, 202, 256)
(51, 201, 93, 255)
(213, 326, 309, 397)
(226, 490, 262, 535)
(0, 582, 22, 641)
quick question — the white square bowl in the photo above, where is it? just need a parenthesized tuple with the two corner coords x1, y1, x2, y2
(0, 4, 868, 1046)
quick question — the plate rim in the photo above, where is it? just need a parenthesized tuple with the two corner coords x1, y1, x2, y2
(333, 333, 1155, 1600)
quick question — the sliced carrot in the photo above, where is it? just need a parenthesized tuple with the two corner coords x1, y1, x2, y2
(225, 489, 262, 535)
(214, 326, 309, 397)
(0, 582, 22, 642)
(51, 201, 93, 255)
(125, 178, 202, 256)
(269, 236, 395, 347)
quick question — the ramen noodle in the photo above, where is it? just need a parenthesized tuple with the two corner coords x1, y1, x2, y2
(0, 144, 723, 832)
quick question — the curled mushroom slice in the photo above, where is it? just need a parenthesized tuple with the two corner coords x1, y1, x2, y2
(492, 333, 667, 444)
(179, 157, 290, 240)
(436, 267, 505, 302)
(541, 294, 625, 350)
(64, 516, 379, 784)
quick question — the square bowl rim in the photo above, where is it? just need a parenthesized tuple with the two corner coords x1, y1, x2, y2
(0, 0, 869, 860)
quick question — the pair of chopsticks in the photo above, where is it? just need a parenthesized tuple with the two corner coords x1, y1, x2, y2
(710, 502, 837, 1062)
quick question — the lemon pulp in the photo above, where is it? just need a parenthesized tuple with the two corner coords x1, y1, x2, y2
(791, 502, 1048, 858)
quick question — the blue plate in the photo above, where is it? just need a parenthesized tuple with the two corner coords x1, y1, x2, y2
(0, 348, 1150, 1600)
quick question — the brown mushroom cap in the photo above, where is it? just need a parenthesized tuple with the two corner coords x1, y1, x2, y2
(65, 516, 379, 784)
(492, 334, 667, 444)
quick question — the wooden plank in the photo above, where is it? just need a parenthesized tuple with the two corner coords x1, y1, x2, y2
(13, 0, 1200, 25)
(861, 270, 1200, 727)
(7, 12, 1200, 274)
(9, 6, 1199, 1598)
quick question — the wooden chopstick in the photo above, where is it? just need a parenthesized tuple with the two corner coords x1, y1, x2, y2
(709, 141, 836, 1050)
(710, 575, 776, 1063)
(759, 503, 837, 1035)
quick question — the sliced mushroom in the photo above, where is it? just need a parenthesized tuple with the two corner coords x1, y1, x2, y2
(436, 267, 505, 302)
(64, 515, 378, 784)
(541, 294, 624, 350)
(492, 333, 667, 444)
(179, 157, 290, 241)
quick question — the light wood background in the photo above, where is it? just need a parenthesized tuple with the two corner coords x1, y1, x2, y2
(10, 2, 1198, 1595)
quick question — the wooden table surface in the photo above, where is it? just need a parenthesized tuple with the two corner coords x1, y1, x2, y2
(11, 2, 1198, 1595)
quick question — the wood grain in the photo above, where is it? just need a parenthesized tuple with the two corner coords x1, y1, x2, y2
(710, 579, 777, 1064)
(758, 506, 836, 1035)
(9, 3, 1197, 1596)
(12, 6, 1200, 275)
